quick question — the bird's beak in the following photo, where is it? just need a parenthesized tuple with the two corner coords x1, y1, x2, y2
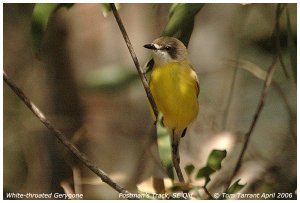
(143, 43, 157, 50)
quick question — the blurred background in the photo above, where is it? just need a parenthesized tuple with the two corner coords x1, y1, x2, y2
(3, 3, 296, 200)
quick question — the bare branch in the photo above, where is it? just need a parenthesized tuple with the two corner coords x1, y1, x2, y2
(109, 3, 159, 119)
(3, 70, 137, 199)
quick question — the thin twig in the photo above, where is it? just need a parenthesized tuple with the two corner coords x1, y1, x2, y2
(3, 71, 137, 200)
(203, 186, 214, 200)
(224, 55, 278, 191)
(109, 3, 159, 119)
(224, 4, 283, 192)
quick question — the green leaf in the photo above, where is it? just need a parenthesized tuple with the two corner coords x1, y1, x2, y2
(227, 179, 246, 194)
(184, 164, 195, 176)
(162, 3, 204, 46)
(196, 166, 215, 186)
(196, 166, 215, 179)
(207, 149, 227, 170)
(195, 149, 227, 187)
(156, 113, 174, 179)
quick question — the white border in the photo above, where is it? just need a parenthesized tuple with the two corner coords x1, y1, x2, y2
(1, 2, 298, 202)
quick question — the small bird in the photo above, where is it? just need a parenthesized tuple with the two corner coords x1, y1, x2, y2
(144, 36, 199, 182)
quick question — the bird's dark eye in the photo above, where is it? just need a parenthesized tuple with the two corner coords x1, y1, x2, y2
(165, 45, 171, 51)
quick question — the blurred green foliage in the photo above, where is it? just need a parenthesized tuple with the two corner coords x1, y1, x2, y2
(162, 3, 204, 47)
(31, 3, 205, 93)
(83, 65, 138, 91)
(32, 3, 58, 53)
(32, 3, 73, 54)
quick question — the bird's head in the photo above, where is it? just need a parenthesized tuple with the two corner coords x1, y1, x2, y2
(144, 37, 188, 65)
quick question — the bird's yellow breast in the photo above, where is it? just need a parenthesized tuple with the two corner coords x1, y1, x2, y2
(150, 62, 199, 134)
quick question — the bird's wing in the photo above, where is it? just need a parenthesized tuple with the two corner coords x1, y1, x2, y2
(189, 64, 200, 97)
